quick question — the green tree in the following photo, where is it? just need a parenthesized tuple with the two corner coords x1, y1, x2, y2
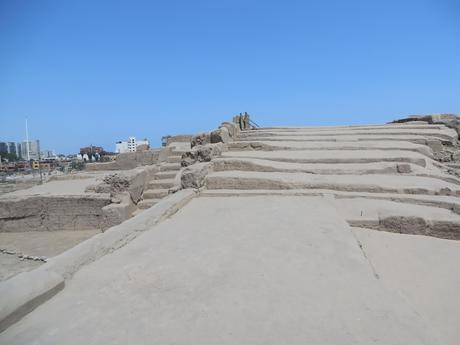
(0, 152, 18, 162)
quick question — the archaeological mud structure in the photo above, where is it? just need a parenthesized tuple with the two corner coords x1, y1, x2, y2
(1, 113, 460, 344)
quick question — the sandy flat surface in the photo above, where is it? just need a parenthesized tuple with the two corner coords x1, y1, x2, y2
(0, 196, 448, 344)
(0, 230, 101, 281)
(353, 227, 460, 343)
(3, 178, 99, 197)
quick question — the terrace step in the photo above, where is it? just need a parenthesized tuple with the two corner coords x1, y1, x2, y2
(159, 163, 181, 172)
(256, 124, 448, 131)
(212, 158, 460, 184)
(148, 179, 176, 189)
(227, 141, 433, 158)
(221, 150, 428, 167)
(236, 135, 454, 145)
(213, 158, 414, 175)
(239, 127, 457, 142)
(200, 189, 460, 214)
(137, 199, 161, 210)
(336, 198, 460, 240)
(131, 209, 143, 217)
(167, 155, 182, 163)
(198, 189, 460, 240)
(205, 171, 460, 196)
(143, 189, 169, 199)
(153, 171, 178, 180)
(171, 150, 188, 156)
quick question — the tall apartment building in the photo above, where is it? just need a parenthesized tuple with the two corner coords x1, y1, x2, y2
(21, 140, 41, 160)
(115, 137, 149, 154)
(127, 137, 137, 152)
(0, 142, 7, 154)
(0, 141, 22, 158)
(15, 142, 22, 158)
(7, 142, 21, 157)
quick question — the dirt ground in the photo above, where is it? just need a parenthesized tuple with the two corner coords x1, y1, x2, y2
(0, 229, 100, 281)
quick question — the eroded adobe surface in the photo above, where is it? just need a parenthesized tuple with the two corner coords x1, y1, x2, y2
(2, 116, 460, 344)
(189, 118, 460, 240)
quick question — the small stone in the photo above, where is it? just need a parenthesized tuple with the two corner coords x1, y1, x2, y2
(452, 151, 460, 162)
(181, 143, 223, 167)
(220, 122, 239, 138)
(191, 133, 210, 148)
(210, 127, 230, 144)
(439, 188, 452, 196)
(396, 164, 411, 173)
(433, 151, 452, 162)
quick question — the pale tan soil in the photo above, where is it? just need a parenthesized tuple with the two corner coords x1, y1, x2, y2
(0, 229, 100, 281)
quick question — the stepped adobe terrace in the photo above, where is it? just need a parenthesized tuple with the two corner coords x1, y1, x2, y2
(1, 114, 460, 345)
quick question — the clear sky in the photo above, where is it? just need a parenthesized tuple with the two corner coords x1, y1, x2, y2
(1, 0, 459, 153)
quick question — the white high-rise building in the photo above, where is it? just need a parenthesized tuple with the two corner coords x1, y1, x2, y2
(21, 140, 40, 160)
(127, 137, 137, 152)
(115, 137, 149, 154)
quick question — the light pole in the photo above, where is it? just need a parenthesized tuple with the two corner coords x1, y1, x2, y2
(25, 118, 30, 162)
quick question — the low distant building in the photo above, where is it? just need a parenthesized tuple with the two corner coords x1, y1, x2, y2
(115, 137, 149, 153)
(80, 145, 104, 155)
(76, 153, 98, 162)
(115, 141, 128, 153)
(161, 136, 171, 147)
(41, 150, 58, 160)
(78, 146, 103, 162)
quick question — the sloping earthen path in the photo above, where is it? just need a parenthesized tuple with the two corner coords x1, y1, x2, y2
(2, 196, 458, 344)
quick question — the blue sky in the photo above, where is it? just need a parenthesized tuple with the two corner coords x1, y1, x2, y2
(1, 0, 459, 153)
